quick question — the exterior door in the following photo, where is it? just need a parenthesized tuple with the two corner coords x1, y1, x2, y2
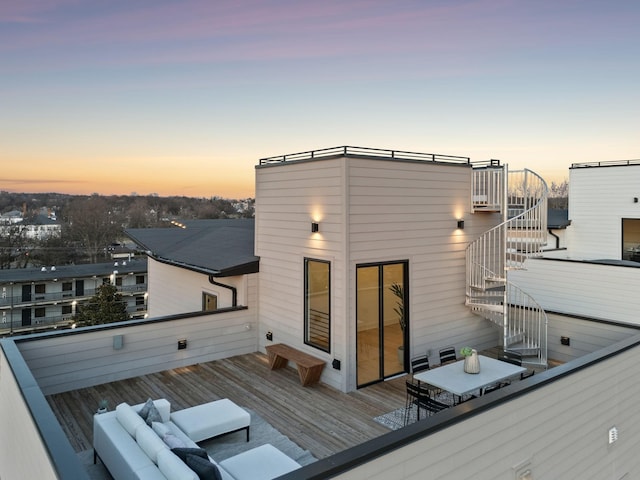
(356, 261, 408, 387)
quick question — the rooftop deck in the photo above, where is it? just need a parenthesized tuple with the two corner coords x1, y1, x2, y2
(46, 352, 404, 460)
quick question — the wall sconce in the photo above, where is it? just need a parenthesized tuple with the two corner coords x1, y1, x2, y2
(266, 331, 273, 341)
(177, 339, 187, 350)
(311, 222, 319, 233)
(457, 219, 465, 229)
(634, 197, 638, 203)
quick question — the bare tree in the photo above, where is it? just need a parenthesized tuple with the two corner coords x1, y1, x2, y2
(63, 195, 122, 263)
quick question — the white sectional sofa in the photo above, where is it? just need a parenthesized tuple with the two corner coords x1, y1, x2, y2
(93, 399, 301, 480)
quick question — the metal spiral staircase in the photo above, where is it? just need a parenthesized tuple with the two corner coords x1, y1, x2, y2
(466, 167, 549, 368)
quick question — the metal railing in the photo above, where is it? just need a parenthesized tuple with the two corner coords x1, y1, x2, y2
(259, 146, 470, 165)
(472, 165, 505, 211)
(0, 284, 147, 307)
(571, 159, 640, 168)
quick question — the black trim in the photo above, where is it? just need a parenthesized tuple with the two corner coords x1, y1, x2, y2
(208, 276, 238, 307)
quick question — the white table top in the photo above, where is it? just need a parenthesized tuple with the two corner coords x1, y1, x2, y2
(413, 355, 526, 396)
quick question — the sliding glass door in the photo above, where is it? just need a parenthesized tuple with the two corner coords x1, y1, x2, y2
(356, 261, 407, 387)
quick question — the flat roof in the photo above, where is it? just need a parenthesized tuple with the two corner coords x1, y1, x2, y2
(0, 258, 147, 283)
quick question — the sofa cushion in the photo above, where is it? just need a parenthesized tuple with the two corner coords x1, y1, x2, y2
(152, 421, 171, 438)
(171, 447, 208, 462)
(116, 402, 146, 437)
(219, 444, 301, 480)
(157, 449, 199, 480)
(136, 423, 168, 464)
(138, 398, 155, 420)
(185, 454, 222, 480)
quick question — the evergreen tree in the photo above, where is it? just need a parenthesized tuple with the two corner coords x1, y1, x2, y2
(75, 284, 128, 326)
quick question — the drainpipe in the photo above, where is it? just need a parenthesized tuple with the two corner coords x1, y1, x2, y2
(208, 276, 237, 307)
(548, 229, 560, 249)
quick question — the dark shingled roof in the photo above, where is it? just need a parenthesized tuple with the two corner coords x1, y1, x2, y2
(125, 219, 258, 277)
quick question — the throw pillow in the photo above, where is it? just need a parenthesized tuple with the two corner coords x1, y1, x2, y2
(163, 432, 186, 449)
(185, 454, 222, 480)
(146, 403, 163, 426)
(171, 447, 208, 462)
(152, 421, 171, 438)
(138, 398, 155, 420)
(136, 424, 168, 463)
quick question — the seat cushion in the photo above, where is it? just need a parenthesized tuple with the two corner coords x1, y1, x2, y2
(170, 399, 250, 443)
(218, 444, 300, 480)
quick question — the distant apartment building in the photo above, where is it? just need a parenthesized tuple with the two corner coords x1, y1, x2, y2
(0, 259, 148, 336)
(0, 207, 61, 240)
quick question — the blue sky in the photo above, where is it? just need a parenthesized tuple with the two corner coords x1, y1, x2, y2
(2, 0, 638, 197)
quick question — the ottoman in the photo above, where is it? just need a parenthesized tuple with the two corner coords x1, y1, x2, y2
(219, 444, 301, 480)
(170, 398, 251, 443)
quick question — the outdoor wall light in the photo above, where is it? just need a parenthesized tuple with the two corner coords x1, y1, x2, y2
(177, 339, 187, 350)
(266, 331, 273, 341)
(311, 222, 319, 233)
(457, 219, 465, 229)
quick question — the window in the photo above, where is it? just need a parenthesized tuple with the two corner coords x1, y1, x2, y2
(136, 296, 145, 306)
(115, 277, 123, 287)
(136, 275, 145, 285)
(35, 307, 45, 318)
(304, 258, 330, 352)
(62, 305, 72, 315)
(622, 218, 640, 261)
(62, 282, 73, 297)
(202, 293, 218, 311)
(35, 284, 45, 299)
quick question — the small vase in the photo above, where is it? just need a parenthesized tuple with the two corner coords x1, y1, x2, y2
(463, 350, 480, 374)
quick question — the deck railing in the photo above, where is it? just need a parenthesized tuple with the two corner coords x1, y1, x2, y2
(259, 146, 470, 165)
(571, 159, 640, 168)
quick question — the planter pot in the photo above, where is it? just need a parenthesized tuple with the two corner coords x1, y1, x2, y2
(463, 350, 480, 374)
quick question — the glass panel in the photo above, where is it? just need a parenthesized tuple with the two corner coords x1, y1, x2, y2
(357, 266, 380, 386)
(383, 263, 405, 377)
(622, 219, 640, 261)
(304, 259, 330, 352)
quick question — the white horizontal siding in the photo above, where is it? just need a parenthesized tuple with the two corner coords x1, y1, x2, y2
(148, 259, 255, 317)
(19, 311, 258, 395)
(510, 257, 640, 325)
(567, 165, 640, 259)
(256, 158, 345, 389)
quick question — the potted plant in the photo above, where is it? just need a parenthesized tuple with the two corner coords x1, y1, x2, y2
(460, 347, 480, 374)
(390, 283, 405, 363)
(96, 399, 108, 414)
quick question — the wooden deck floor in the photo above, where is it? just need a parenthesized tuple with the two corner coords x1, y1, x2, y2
(47, 352, 406, 460)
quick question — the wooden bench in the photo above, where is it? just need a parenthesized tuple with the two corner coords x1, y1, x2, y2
(265, 343, 325, 386)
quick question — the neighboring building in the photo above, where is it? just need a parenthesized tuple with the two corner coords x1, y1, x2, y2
(125, 219, 257, 318)
(510, 159, 640, 330)
(0, 259, 148, 335)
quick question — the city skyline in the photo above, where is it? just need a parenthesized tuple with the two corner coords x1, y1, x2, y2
(2, 1, 638, 198)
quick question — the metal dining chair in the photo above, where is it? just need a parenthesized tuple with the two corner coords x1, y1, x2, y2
(404, 381, 450, 425)
(410, 355, 430, 375)
(439, 347, 457, 365)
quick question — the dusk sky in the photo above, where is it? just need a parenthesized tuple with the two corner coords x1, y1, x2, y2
(2, 1, 638, 198)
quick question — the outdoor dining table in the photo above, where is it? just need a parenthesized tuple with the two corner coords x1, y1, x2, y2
(413, 355, 526, 398)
